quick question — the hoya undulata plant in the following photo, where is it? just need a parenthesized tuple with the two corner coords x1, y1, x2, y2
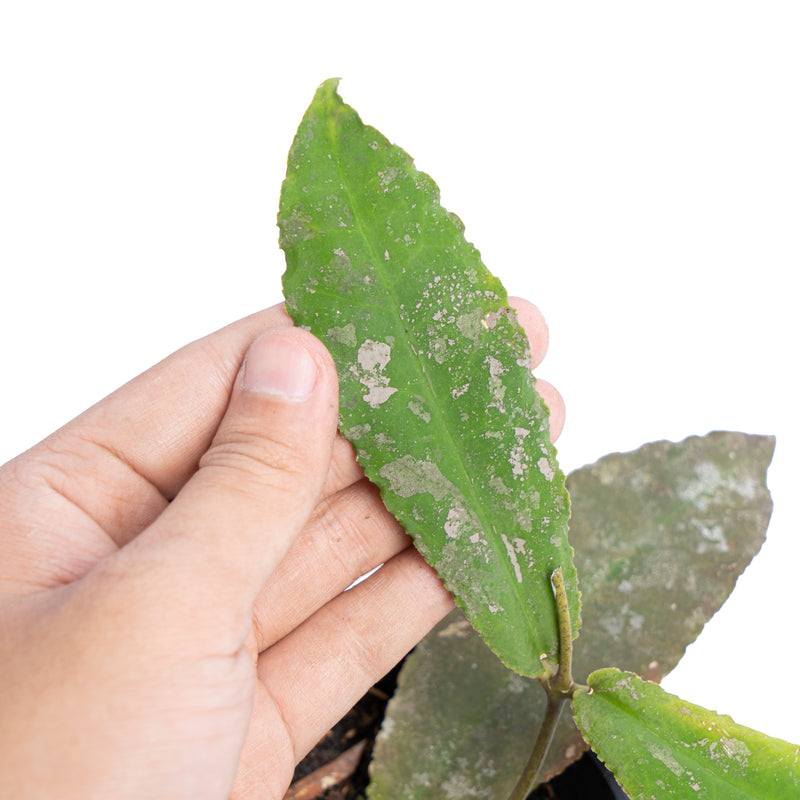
(278, 80, 800, 798)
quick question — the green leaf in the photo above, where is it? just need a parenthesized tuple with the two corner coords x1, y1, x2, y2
(279, 79, 577, 677)
(367, 432, 775, 798)
(574, 668, 800, 799)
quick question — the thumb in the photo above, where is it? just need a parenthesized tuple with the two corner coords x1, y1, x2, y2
(123, 326, 340, 611)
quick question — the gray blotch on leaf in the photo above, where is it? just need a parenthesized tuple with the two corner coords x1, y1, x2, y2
(352, 339, 398, 408)
(327, 322, 357, 347)
(380, 455, 457, 501)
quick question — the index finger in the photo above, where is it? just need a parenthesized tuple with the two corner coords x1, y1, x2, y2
(61, 304, 297, 499)
(0, 305, 361, 590)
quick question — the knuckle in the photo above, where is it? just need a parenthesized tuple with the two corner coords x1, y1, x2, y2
(319, 603, 383, 680)
(344, 615, 384, 678)
(315, 490, 373, 565)
(311, 480, 404, 575)
(6, 432, 165, 547)
(11, 432, 111, 509)
(199, 426, 308, 494)
(17, 436, 86, 494)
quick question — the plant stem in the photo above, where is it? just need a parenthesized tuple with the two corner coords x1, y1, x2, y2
(550, 567, 574, 696)
(507, 567, 575, 800)
(507, 694, 567, 800)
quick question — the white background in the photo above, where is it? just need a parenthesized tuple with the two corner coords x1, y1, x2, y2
(2, 2, 798, 744)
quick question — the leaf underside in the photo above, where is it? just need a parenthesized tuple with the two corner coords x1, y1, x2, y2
(367, 432, 775, 798)
(279, 79, 578, 677)
(574, 669, 800, 799)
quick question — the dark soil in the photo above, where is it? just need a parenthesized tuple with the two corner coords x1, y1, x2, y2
(529, 753, 628, 799)
(287, 660, 405, 799)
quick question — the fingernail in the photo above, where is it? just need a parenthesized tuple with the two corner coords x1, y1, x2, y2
(242, 333, 318, 401)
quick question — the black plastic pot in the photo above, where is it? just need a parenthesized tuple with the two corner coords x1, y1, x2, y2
(530, 752, 630, 800)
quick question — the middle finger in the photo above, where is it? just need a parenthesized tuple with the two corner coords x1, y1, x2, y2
(252, 477, 410, 651)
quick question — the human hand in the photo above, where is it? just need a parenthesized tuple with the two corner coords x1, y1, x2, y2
(0, 299, 563, 800)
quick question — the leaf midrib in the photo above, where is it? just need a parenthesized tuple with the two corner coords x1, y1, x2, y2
(324, 105, 541, 655)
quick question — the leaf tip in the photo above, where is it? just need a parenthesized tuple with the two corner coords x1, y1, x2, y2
(316, 76, 343, 96)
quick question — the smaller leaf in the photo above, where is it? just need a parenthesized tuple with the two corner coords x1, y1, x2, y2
(573, 668, 800, 799)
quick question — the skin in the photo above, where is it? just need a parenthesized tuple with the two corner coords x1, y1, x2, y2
(0, 298, 564, 800)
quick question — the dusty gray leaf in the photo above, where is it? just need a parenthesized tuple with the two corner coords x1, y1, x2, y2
(368, 432, 775, 798)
